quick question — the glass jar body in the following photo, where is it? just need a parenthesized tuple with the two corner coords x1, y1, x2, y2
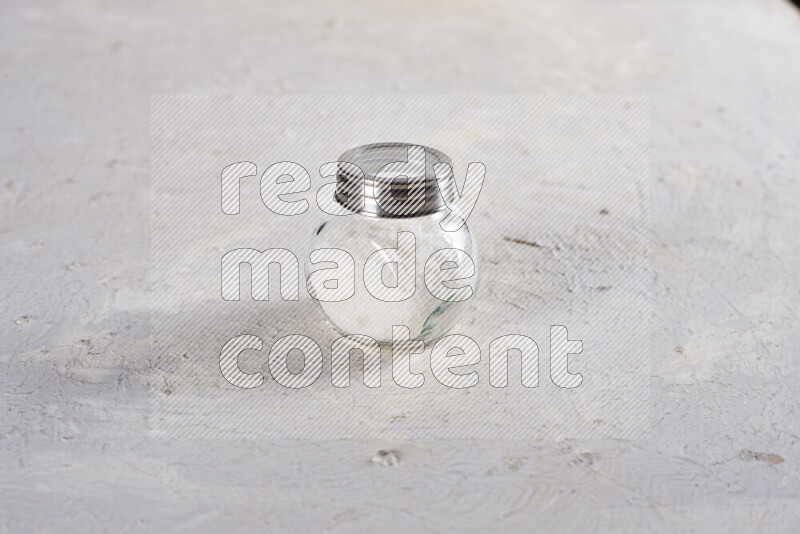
(306, 211, 478, 344)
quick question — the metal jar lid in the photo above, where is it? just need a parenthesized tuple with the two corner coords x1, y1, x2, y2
(334, 143, 454, 218)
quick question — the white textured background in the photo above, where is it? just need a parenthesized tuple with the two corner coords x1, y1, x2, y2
(2, 0, 799, 532)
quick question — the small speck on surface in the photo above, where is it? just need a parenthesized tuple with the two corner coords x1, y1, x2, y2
(371, 450, 400, 467)
(599, 208, 609, 215)
(740, 449, 784, 464)
(503, 236, 541, 248)
(15, 315, 35, 325)
(570, 452, 595, 466)
(504, 456, 526, 472)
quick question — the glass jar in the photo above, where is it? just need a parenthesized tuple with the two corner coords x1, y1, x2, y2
(306, 143, 479, 345)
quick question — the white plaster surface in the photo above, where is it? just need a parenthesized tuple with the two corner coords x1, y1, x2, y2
(2, 0, 800, 532)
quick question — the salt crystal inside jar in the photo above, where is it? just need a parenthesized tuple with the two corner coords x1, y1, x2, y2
(306, 143, 479, 344)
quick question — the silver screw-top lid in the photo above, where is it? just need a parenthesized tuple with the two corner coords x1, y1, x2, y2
(335, 143, 454, 218)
